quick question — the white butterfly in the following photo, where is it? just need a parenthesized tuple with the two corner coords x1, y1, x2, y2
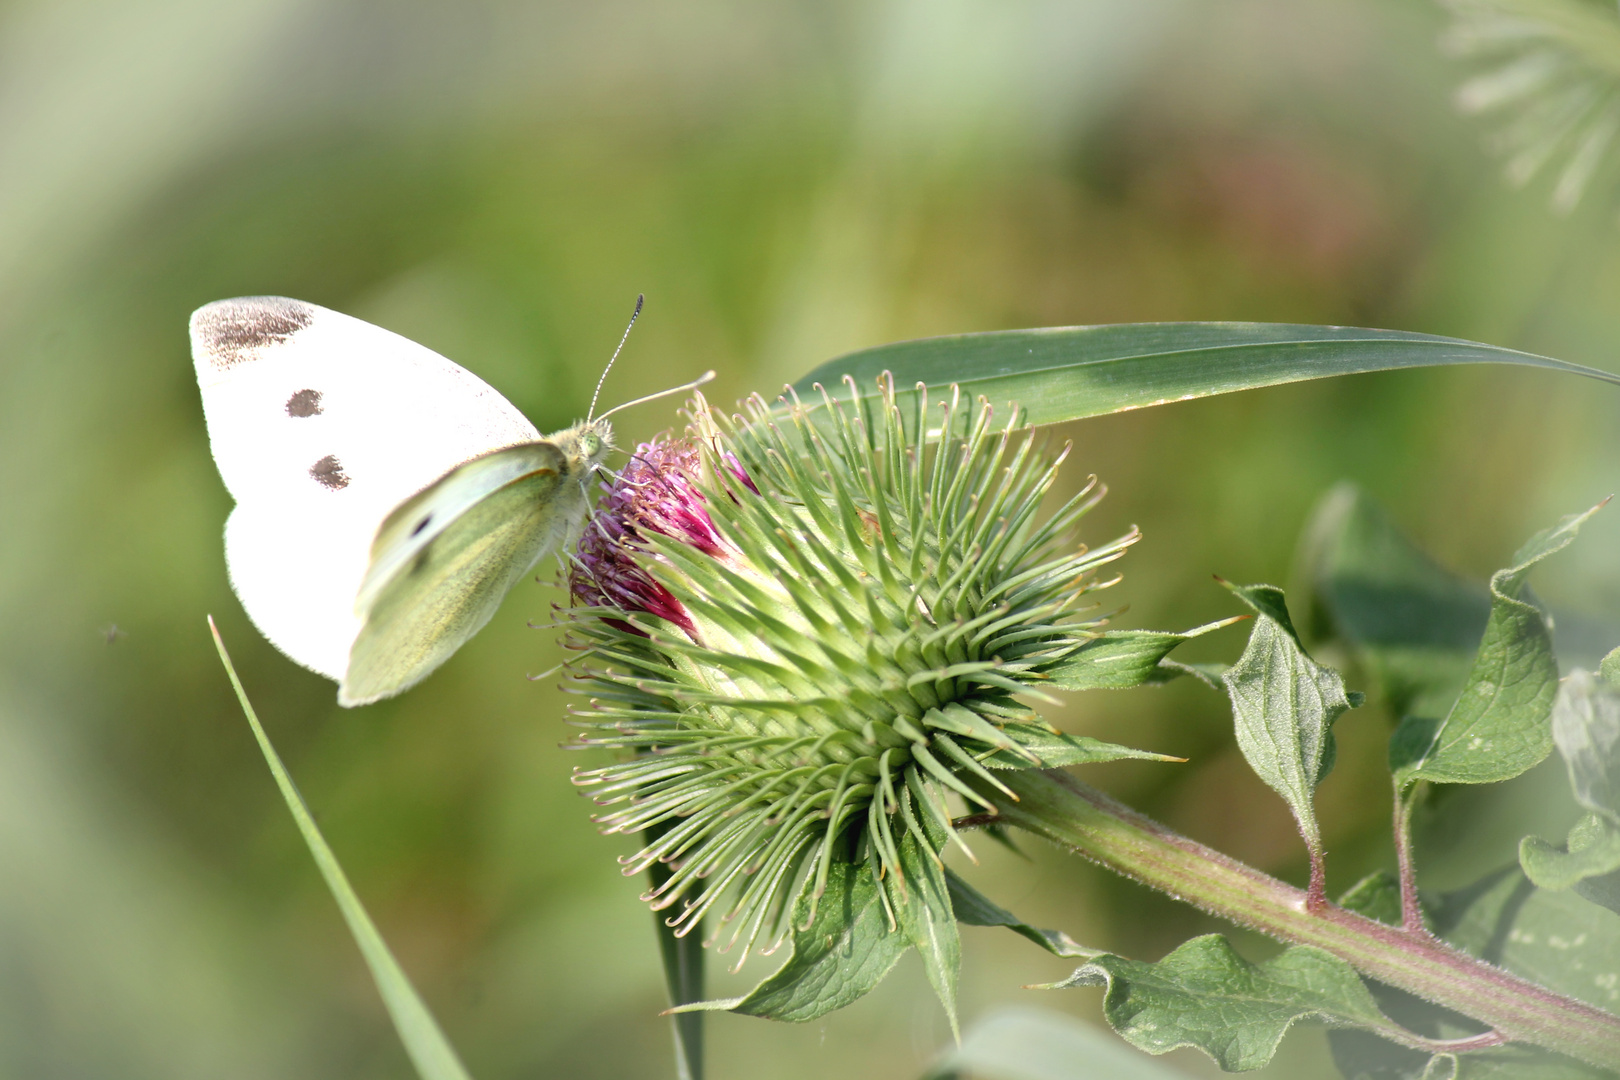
(190, 295, 702, 706)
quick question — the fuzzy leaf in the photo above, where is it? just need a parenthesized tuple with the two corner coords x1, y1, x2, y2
(1521, 815, 1620, 902)
(1299, 483, 1490, 721)
(892, 812, 962, 1036)
(673, 853, 907, 1023)
(945, 868, 1087, 958)
(985, 723, 1179, 770)
(1604, 647, 1620, 690)
(1391, 504, 1604, 788)
(1042, 935, 1388, 1071)
(788, 324, 1620, 431)
(1040, 620, 1241, 691)
(1220, 583, 1355, 859)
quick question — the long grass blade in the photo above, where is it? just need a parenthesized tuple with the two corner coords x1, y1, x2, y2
(207, 617, 474, 1080)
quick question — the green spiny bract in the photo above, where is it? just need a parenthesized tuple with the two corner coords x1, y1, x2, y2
(565, 375, 1140, 971)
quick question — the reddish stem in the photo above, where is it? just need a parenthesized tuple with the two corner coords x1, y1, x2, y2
(1393, 783, 1427, 935)
(982, 769, 1620, 1069)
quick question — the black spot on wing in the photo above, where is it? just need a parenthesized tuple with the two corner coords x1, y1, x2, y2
(310, 454, 349, 490)
(286, 388, 323, 417)
(411, 514, 432, 536)
(191, 297, 315, 371)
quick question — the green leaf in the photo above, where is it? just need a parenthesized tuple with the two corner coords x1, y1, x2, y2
(1219, 583, 1356, 864)
(788, 323, 1620, 431)
(673, 851, 908, 1023)
(1338, 870, 1406, 927)
(923, 1006, 1191, 1080)
(944, 868, 1087, 958)
(891, 805, 962, 1038)
(1039, 619, 1244, 691)
(1391, 504, 1605, 788)
(208, 620, 473, 1080)
(1521, 815, 1620, 898)
(1603, 648, 1620, 690)
(986, 722, 1180, 770)
(1297, 484, 1490, 720)
(1042, 935, 1389, 1071)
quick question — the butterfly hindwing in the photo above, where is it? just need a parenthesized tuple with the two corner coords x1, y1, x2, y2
(341, 443, 580, 706)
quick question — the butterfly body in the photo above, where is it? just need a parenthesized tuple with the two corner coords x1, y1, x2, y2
(191, 297, 613, 705)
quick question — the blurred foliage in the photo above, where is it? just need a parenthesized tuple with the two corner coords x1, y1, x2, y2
(1441, 0, 1620, 214)
(2, 0, 1620, 1077)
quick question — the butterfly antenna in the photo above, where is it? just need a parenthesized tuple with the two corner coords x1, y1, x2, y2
(588, 294, 644, 422)
(592, 369, 717, 423)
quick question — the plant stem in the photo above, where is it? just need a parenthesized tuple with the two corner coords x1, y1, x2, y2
(984, 769, 1620, 1069)
(1392, 782, 1427, 935)
(647, 822, 704, 1080)
(1305, 839, 1327, 914)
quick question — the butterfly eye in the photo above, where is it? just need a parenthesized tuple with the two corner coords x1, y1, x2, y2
(580, 433, 602, 458)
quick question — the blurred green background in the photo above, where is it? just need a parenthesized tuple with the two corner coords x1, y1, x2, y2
(3, 0, 1619, 1077)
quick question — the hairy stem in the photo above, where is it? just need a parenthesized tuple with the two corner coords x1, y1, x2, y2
(1305, 839, 1328, 914)
(982, 769, 1620, 1069)
(1392, 782, 1427, 936)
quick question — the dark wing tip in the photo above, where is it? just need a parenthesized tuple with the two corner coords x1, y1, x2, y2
(190, 296, 317, 371)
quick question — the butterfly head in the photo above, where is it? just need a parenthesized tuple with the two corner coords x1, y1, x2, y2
(565, 419, 615, 476)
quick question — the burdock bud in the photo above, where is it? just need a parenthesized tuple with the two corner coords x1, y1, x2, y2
(564, 375, 1159, 1021)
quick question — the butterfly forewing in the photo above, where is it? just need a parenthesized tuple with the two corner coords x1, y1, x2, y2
(191, 297, 543, 682)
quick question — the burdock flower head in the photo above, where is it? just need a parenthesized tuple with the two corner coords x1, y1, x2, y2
(564, 375, 1164, 1022)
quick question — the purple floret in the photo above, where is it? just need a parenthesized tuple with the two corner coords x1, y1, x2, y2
(571, 439, 746, 636)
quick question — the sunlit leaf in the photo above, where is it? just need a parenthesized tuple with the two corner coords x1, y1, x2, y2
(789, 323, 1620, 431)
(208, 620, 473, 1080)
(1041, 935, 1388, 1072)
(984, 722, 1179, 770)
(1219, 583, 1357, 870)
(1039, 619, 1244, 691)
(1391, 503, 1605, 788)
